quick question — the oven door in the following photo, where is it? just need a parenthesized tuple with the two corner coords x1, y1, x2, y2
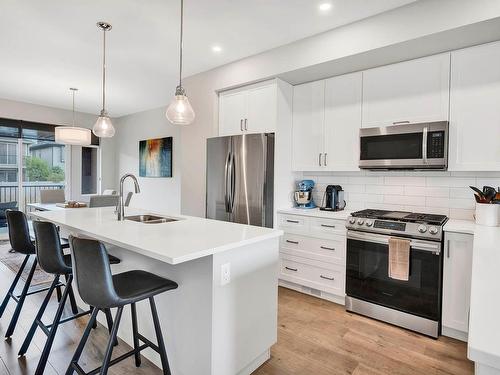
(346, 230, 442, 321)
(359, 121, 448, 169)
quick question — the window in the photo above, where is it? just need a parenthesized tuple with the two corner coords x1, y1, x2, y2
(81, 147, 98, 195)
(0, 142, 17, 165)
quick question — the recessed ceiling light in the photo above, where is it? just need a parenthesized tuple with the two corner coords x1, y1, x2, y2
(319, 3, 332, 12)
(212, 45, 222, 53)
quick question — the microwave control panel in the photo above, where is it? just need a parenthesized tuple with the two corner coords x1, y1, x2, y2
(427, 131, 445, 159)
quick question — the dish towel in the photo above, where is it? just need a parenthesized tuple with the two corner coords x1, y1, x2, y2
(388, 237, 411, 281)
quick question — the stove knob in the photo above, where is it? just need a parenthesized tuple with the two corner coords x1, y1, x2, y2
(429, 226, 438, 235)
(418, 224, 427, 233)
(365, 220, 373, 227)
(348, 217, 356, 224)
(357, 219, 365, 225)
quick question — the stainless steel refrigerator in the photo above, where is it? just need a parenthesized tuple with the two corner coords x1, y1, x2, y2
(206, 133, 274, 228)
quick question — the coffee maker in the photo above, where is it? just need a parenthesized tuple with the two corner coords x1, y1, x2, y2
(294, 180, 316, 209)
(320, 185, 346, 211)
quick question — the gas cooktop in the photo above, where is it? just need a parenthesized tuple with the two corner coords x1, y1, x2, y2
(350, 209, 448, 226)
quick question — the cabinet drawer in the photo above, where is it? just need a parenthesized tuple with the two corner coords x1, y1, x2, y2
(280, 233, 345, 265)
(309, 217, 346, 237)
(280, 257, 344, 296)
(278, 214, 309, 233)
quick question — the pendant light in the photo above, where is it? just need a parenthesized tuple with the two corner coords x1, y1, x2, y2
(55, 88, 92, 146)
(165, 0, 195, 125)
(93, 21, 115, 137)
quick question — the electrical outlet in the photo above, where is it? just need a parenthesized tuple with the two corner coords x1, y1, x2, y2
(221, 263, 231, 286)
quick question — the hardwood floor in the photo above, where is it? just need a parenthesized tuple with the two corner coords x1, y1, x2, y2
(0, 259, 472, 375)
(254, 288, 473, 375)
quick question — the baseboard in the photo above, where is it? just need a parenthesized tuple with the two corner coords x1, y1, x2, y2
(442, 326, 468, 342)
(279, 279, 345, 306)
(237, 349, 270, 375)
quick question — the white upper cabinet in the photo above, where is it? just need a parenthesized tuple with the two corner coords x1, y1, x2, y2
(292, 80, 325, 171)
(449, 41, 500, 171)
(362, 53, 450, 128)
(218, 81, 277, 136)
(324, 72, 362, 171)
(442, 232, 473, 340)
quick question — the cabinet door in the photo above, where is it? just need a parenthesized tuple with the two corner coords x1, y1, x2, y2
(219, 90, 246, 136)
(246, 83, 277, 134)
(324, 72, 362, 171)
(362, 53, 450, 128)
(292, 80, 325, 171)
(442, 232, 473, 335)
(449, 42, 500, 171)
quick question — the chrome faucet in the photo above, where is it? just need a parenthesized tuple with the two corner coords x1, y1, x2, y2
(117, 173, 141, 221)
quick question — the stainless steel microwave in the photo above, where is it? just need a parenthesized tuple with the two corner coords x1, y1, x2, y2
(359, 121, 449, 170)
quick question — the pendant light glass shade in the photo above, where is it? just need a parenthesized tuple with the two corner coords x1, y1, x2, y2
(166, 89, 195, 126)
(166, 0, 195, 125)
(55, 127, 92, 145)
(93, 22, 115, 137)
(93, 110, 115, 137)
(55, 88, 92, 146)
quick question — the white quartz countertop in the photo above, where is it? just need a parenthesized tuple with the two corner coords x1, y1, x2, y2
(30, 207, 282, 265)
(444, 219, 500, 369)
(277, 207, 352, 221)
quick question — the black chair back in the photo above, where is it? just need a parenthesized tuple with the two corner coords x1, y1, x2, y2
(6, 210, 35, 255)
(33, 221, 70, 275)
(69, 236, 119, 308)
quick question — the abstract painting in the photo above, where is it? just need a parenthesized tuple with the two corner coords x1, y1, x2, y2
(139, 137, 172, 177)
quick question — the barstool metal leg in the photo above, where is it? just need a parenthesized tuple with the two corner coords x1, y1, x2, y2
(66, 307, 99, 375)
(149, 297, 171, 375)
(5, 257, 37, 338)
(65, 274, 79, 314)
(130, 303, 141, 367)
(35, 275, 73, 375)
(0, 254, 29, 318)
(100, 306, 123, 375)
(18, 275, 60, 356)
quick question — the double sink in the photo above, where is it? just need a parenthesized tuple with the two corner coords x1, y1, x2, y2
(125, 214, 179, 224)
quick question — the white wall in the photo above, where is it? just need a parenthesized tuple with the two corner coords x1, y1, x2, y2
(303, 171, 500, 221)
(0, 97, 116, 197)
(114, 107, 181, 214)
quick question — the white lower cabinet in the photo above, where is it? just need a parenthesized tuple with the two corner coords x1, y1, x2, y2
(278, 213, 346, 304)
(442, 232, 473, 341)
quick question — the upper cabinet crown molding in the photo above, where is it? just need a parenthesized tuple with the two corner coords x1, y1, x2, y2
(218, 80, 277, 136)
(361, 53, 451, 128)
(449, 41, 500, 171)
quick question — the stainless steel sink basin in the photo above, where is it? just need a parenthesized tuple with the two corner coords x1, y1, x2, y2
(125, 214, 179, 224)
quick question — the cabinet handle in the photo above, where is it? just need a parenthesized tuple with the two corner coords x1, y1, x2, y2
(321, 224, 336, 228)
(319, 153, 322, 167)
(324, 153, 328, 166)
(285, 266, 298, 272)
(447, 239, 450, 258)
(286, 219, 300, 224)
(320, 246, 335, 251)
(320, 275, 335, 281)
(286, 240, 299, 244)
(244, 118, 248, 131)
(240, 119, 243, 131)
(392, 121, 410, 125)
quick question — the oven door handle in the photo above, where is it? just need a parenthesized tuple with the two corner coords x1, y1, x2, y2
(347, 231, 441, 254)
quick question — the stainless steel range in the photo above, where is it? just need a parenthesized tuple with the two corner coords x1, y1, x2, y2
(345, 209, 448, 338)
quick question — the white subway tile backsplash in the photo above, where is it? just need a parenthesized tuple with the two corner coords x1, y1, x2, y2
(302, 171, 485, 220)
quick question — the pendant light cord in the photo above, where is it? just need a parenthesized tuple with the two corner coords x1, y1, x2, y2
(102, 28, 107, 112)
(178, 0, 183, 89)
(72, 89, 75, 126)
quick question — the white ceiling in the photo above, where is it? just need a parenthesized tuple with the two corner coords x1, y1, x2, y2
(0, 0, 417, 117)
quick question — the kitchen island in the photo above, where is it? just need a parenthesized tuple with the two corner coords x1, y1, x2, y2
(30, 207, 282, 375)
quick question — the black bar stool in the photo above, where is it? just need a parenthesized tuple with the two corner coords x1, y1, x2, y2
(18, 221, 117, 374)
(67, 236, 178, 375)
(0, 210, 75, 338)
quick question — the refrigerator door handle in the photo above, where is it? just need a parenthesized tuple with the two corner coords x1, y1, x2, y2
(229, 151, 236, 213)
(224, 149, 231, 213)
